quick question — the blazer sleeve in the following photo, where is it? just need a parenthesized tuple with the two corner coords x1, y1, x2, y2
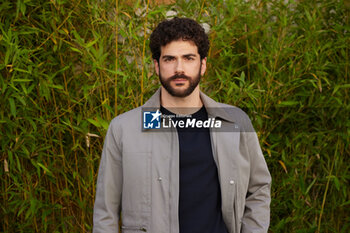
(241, 120, 272, 233)
(93, 119, 123, 233)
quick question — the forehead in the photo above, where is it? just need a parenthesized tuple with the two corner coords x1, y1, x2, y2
(160, 40, 199, 56)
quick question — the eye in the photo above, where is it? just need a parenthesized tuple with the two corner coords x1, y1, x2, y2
(164, 57, 174, 62)
(185, 56, 195, 61)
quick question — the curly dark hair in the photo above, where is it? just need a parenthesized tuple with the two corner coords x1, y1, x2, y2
(149, 17, 209, 61)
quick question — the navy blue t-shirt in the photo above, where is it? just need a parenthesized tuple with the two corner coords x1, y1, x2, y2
(161, 106, 228, 233)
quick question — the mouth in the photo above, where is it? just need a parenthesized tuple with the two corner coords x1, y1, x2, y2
(172, 78, 188, 86)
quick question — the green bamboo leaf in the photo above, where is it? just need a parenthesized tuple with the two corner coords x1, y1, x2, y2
(340, 200, 350, 207)
(37, 162, 53, 176)
(102, 104, 114, 116)
(4, 47, 11, 65)
(305, 178, 317, 194)
(17, 203, 28, 217)
(70, 47, 83, 54)
(12, 78, 32, 82)
(333, 176, 340, 191)
(30, 199, 37, 218)
(27, 118, 37, 132)
(87, 118, 101, 127)
(85, 38, 99, 48)
(333, 84, 350, 95)
(97, 116, 109, 130)
(16, 154, 22, 172)
(9, 98, 16, 118)
(299, 175, 305, 194)
(20, 1, 26, 16)
(25, 207, 32, 220)
(47, 84, 64, 90)
(71, 30, 84, 43)
(14, 95, 26, 106)
(97, 67, 126, 76)
(13, 68, 31, 74)
(278, 101, 299, 107)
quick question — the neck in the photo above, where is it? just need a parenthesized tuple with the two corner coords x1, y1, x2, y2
(160, 86, 203, 114)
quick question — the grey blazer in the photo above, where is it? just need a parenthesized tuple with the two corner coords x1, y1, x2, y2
(93, 88, 271, 233)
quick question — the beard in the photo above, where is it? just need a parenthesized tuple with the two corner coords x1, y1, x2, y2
(159, 66, 201, 98)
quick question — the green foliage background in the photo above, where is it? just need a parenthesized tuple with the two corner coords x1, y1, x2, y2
(0, 0, 349, 232)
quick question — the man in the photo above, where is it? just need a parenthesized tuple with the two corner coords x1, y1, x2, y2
(93, 17, 271, 233)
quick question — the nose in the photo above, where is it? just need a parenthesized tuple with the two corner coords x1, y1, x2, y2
(175, 60, 184, 74)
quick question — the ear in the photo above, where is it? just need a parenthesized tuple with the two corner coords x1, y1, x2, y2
(200, 57, 207, 76)
(154, 59, 160, 76)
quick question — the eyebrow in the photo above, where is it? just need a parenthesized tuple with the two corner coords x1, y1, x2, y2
(161, 55, 175, 60)
(161, 54, 197, 59)
(183, 54, 197, 58)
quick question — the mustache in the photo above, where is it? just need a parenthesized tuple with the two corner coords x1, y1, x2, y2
(168, 74, 191, 81)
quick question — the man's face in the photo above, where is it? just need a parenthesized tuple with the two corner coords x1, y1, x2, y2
(154, 40, 206, 98)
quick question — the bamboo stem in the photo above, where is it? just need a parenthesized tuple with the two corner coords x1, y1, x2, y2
(140, 0, 150, 106)
(245, 24, 250, 81)
(199, 0, 206, 18)
(115, 0, 119, 116)
(317, 140, 338, 233)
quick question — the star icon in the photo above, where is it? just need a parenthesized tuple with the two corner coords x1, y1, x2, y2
(150, 110, 161, 122)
